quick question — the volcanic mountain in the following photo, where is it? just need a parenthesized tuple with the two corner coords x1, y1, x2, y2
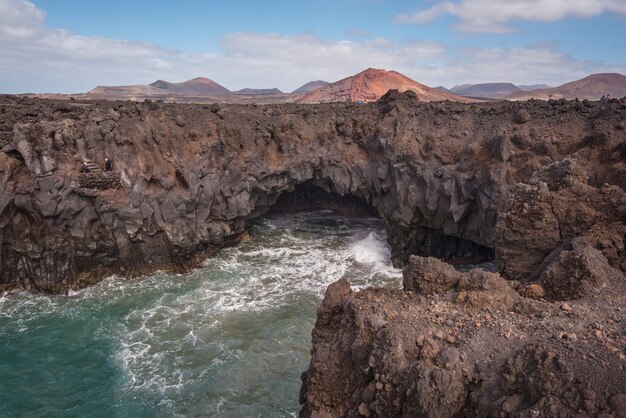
(451, 83, 522, 99)
(508, 73, 626, 100)
(233, 88, 283, 95)
(517, 84, 552, 91)
(149, 77, 230, 95)
(87, 77, 231, 99)
(292, 80, 329, 94)
(87, 84, 164, 96)
(296, 68, 475, 103)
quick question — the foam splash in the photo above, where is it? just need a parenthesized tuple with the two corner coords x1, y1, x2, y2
(1, 210, 401, 416)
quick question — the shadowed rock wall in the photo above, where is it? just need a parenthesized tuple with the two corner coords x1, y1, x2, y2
(300, 130, 626, 418)
(1, 93, 624, 292)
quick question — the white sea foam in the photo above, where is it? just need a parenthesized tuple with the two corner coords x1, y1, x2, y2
(349, 231, 388, 263)
(0, 211, 402, 416)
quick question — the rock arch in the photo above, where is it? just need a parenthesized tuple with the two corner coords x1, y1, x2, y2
(1, 94, 623, 292)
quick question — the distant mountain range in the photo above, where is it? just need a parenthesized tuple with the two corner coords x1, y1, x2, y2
(234, 88, 283, 95)
(507, 73, 626, 100)
(296, 68, 475, 103)
(517, 84, 552, 92)
(22, 70, 626, 104)
(88, 79, 327, 100)
(450, 83, 522, 99)
(438, 74, 626, 101)
(440, 83, 552, 99)
(86, 77, 296, 103)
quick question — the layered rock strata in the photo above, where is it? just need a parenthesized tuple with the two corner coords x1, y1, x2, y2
(1, 93, 625, 292)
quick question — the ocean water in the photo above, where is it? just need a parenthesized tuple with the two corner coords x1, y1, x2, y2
(0, 211, 402, 417)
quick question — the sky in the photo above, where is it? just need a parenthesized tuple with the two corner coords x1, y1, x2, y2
(1, 0, 625, 93)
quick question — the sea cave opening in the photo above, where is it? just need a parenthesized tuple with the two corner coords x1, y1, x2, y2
(404, 225, 495, 268)
(250, 179, 494, 268)
(267, 180, 377, 218)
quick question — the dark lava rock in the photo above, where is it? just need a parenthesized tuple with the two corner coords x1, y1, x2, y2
(0, 96, 624, 294)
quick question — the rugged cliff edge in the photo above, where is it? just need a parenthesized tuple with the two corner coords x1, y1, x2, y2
(300, 160, 626, 417)
(0, 93, 624, 294)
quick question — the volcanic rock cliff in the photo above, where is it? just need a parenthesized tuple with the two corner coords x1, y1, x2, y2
(1, 93, 625, 294)
(301, 159, 626, 417)
(2, 92, 626, 415)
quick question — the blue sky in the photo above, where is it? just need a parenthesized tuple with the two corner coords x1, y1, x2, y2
(1, 0, 625, 93)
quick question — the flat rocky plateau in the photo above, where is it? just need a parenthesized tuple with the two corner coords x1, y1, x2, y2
(0, 92, 625, 416)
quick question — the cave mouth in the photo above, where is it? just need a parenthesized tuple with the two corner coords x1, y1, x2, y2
(259, 180, 494, 267)
(268, 180, 378, 218)
(405, 226, 495, 267)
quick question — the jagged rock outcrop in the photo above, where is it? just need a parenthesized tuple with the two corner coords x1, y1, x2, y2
(1, 93, 625, 292)
(496, 158, 626, 285)
(301, 143, 626, 416)
(301, 255, 626, 417)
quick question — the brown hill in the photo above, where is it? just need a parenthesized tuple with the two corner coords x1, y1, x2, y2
(508, 73, 626, 101)
(87, 84, 164, 96)
(297, 68, 475, 103)
(292, 80, 329, 94)
(451, 83, 522, 99)
(234, 88, 283, 95)
(87, 77, 231, 100)
(82, 77, 303, 103)
(149, 77, 230, 95)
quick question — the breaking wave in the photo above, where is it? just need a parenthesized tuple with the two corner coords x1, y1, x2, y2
(0, 210, 401, 417)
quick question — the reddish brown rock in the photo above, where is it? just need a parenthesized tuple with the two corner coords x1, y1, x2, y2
(296, 68, 475, 103)
(540, 245, 619, 300)
(519, 283, 545, 300)
(496, 158, 626, 282)
(301, 255, 626, 417)
(402, 255, 461, 295)
(317, 277, 352, 326)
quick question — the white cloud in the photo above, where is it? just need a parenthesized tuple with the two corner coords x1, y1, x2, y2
(207, 32, 447, 90)
(0, 0, 45, 39)
(0, 0, 179, 92)
(394, 0, 626, 33)
(435, 46, 625, 86)
(0, 0, 624, 93)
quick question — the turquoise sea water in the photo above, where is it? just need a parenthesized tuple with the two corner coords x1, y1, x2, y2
(0, 211, 402, 417)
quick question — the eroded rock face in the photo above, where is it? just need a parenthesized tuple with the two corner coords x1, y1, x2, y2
(1, 94, 625, 292)
(300, 257, 626, 417)
(301, 140, 626, 415)
(402, 255, 461, 295)
(539, 245, 617, 300)
(496, 158, 626, 285)
(300, 124, 626, 417)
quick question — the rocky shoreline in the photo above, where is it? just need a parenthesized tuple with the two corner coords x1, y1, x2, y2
(300, 160, 626, 417)
(1, 92, 624, 293)
(1, 92, 625, 415)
